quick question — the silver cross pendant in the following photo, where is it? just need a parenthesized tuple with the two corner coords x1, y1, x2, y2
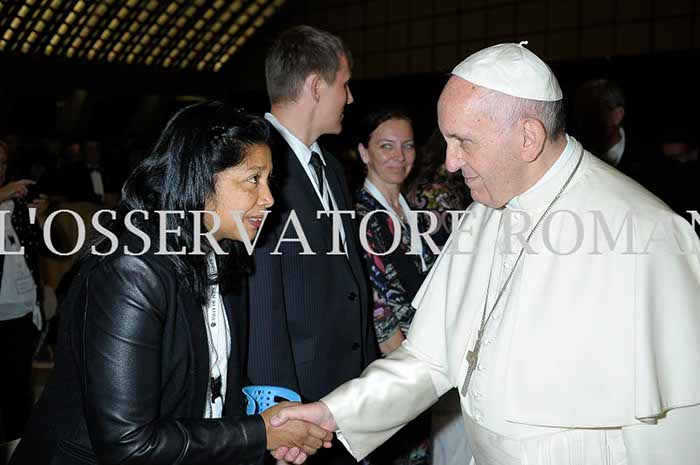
(461, 345, 480, 396)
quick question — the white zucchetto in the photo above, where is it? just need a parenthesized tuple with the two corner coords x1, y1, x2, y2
(452, 41, 563, 102)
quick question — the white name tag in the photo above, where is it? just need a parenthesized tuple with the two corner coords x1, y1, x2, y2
(15, 275, 35, 297)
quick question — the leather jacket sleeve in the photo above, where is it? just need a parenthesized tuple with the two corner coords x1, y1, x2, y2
(80, 254, 267, 465)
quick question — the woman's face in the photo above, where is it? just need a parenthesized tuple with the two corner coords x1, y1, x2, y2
(359, 118, 415, 187)
(205, 144, 274, 242)
(0, 148, 8, 186)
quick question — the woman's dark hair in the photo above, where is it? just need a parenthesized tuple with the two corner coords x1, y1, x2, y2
(88, 101, 271, 305)
(403, 127, 455, 198)
(356, 108, 413, 148)
(414, 127, 447, 175)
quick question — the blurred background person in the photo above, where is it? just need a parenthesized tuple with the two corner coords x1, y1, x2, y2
(0, 139, 49, 445)
(355, 109, 434, 465)
(573, 78, 647, 182)
(405, 128, 471, 248)
(649, 125, 699, 217)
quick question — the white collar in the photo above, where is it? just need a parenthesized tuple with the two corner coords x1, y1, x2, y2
(363, 178, 412, 222)
(363, 178, 427, 271)
(604, 127, 626, 167)
(265, 112, 325, 166)
(507, 134, 575, 209)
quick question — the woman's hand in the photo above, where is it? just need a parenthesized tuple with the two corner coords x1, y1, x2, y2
(269, 401, 338, 464)
(261, 401, 333, 460)
(0, 179, 33, 203)
(379, 329, 405, 355)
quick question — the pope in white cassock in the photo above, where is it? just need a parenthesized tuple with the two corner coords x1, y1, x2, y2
(269, 43, 700, 465)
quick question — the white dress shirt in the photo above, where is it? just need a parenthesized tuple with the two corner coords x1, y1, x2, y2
(0, 200, 39, 326)
(264, 112, 347, 247)
(363, 178, 427, 272)
(203, 254, 231, 419)
(604, 127, 626, 167)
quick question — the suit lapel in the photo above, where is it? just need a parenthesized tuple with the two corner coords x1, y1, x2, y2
(222, 281, 247, 402)
(269, 128, 335, 254)
(323, 156, 365, 286)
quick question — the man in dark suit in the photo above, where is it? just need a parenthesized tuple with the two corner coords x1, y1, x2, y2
(247, 26, 379, 464)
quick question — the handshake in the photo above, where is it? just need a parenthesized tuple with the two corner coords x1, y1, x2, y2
(261, 401, 337, 464)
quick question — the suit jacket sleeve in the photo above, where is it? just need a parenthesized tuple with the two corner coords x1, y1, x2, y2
(81, 254, 267, 465)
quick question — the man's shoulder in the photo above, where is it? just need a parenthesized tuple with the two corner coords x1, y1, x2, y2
(266, 122, 293, 153)
(318, 147, 346, 175)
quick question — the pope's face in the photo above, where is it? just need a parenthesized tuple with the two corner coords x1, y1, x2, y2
(437, 77, 522, 208)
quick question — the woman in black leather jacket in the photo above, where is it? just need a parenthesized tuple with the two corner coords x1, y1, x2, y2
(10, 103, 332, 465)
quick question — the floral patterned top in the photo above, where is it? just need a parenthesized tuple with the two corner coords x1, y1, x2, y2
(354, 187, 436, 345)
(405, 166, 471, 247)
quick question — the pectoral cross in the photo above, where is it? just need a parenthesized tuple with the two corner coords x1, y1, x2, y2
(461, 329, 484, 396)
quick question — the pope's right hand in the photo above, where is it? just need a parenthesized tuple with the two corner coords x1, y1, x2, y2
(269, 401, 337, 463)
(261, 401, 333, 459)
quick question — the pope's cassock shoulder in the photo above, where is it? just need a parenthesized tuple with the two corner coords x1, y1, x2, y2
(322, 146, 700, 461)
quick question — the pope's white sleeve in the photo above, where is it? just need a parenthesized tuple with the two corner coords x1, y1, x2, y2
(322, 339, 452, 461)
(622, 403, 700, 465)
(321, 212, 468, 460)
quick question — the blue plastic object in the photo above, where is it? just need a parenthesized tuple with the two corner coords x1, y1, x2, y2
(242, 385, 301, 415)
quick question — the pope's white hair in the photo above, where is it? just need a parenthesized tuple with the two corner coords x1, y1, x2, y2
(475, 88, 566, 141)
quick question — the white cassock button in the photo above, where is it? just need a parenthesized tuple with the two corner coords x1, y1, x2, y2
(472, 390, 483, 399)
(477, 363, 485, 371)
(493, 312, 501, 321)
(484, 337, 493, 345)
(474, 411, 483, 422)
(504, 257, 515, 269)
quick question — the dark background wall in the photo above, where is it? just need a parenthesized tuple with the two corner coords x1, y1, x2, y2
(1, 0, 698, 153)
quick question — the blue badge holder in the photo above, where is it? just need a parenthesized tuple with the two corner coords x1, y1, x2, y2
(242, 385, 301, 415)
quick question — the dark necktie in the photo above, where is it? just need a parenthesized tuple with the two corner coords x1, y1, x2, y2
(309, 151, 325, 194)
